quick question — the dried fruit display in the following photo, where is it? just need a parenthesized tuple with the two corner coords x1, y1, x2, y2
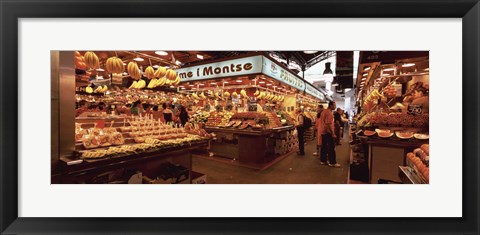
(357, 113, 428, 128)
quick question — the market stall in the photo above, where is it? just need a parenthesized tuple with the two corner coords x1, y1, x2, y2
(51, 51, 212, 184)
(352, 54, 429, 184)
(172, 53, 326, 168)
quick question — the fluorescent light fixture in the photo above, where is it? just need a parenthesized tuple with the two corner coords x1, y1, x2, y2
(199, 83, 205, 86)
(303, 51, 318, 54)
(344, 88, 352, 92)
(210, 83, 216, 85)
(362, 73, 368, 77)
(266, 84, 272, 86)
(196, 54, 204, 59)
(170, 86, 175, 88)
(96, 68, 104, 71)
(272, 85, 277, 88)
(181, 87, 186, 90)
(189, 84, 195, 87)
(153, 65, 159, 68)
(155, 51, 168, 56)
(383, 68, 395, 71)
(123, 72, 128, 75)
(402, 63, 415, 67)
(259, 81, 265, 84)
(363, 67, 371, 71)
(123, 62, 127, 65)
(175, 60, 182, 65)
(223, 81, 229, 84)
(361, 77, 367, 81)
(133, 57, 144, 62)
(236, 80, 242, 83)
(192, 88, 196, 90)
(424, 68, 430, 71)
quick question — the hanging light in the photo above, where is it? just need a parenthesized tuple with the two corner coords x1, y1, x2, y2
(402, 63, 415, 67)
(133, 57, 144, 62)
(323, 62, 333, 75)
(155, 51, 168, 56)
(196, 54, 204, 60)
(304, 51, 318, 54)
(363, 66, 371, 71)
(153, 65, 159, 68)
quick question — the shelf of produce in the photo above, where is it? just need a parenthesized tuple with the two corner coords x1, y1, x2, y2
(56, 140, 208, 184)
(205, 125, 294, 136)
(358, 135, 428, 184)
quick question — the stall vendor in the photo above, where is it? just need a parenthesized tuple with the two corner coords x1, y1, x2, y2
(402, 83, 429, 114)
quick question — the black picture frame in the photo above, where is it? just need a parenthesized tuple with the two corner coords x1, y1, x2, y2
(1, 0, 479, 234)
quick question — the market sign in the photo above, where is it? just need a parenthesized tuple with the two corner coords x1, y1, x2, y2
(175, 55, 263, 82)
(305, 83, 324, 100)
(261, 56, 305, 91)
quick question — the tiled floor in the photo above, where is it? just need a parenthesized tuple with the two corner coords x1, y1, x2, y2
(192, 135, 351, 184)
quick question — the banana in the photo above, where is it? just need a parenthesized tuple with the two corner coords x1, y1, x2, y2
(144, 66, 155, 79)
(129, 81, 138, 89)
(240, 89, 248, 98)
(86, 86, 93, 93)
(199, 92, 206, 99)
(154, 66, 167, 78)
(157, 77, 166, 86)
(84, 51, 99, 69)
(232, 91, 238, 97)
(257, 91, 265, 99)
(209, 91, 215, 98)
(253, 89, 259, 96)
(192, 93, 200, 100)
(137, 80, 146, 89)
(101, 85, 108, 93)
(94, 86, 102, 93)
(173, 76, 181, 85)
(224, 91, 230, 97)
(147, 79, 157, 88)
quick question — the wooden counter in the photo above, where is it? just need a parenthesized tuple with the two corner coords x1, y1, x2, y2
(204, 126, 295, 166)
(358, 135, 428, 184)
(53, 140, 208, 184)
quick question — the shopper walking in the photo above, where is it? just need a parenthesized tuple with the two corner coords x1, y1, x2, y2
(313, 104, 324, 156)
(295, 109, 305, 156)
(319, 101, 340, 167)
(334, 108, 343, 145)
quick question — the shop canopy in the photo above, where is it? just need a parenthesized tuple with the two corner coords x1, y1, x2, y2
(175, 54, 325, 101)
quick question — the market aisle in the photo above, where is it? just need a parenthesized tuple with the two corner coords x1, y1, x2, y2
(192, 134, 351, 184)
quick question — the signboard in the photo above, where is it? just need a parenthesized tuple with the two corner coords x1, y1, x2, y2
(336, 51, 354, 89)
(175, 55, 263, 82)
(360, 51, 429, 64)
(262, 56, 305, 91)
(305, 83, 324, 100)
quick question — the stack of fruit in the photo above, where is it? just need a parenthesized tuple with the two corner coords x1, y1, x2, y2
(406, 144, 429, 183)
(264, 112, 282, 128)
(357, 112, 429, 128)
(382, 84, 397, 98)
(80, 134, 206, 159)
(80, 127, 125, 149)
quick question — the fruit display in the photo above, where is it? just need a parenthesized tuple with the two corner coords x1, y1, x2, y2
(395, 130, 414, 139)
(74, 51, 87, 70)
(105, 57, 125, 74)
(363, 130, 376, 136)
(80, 134, 206, 159)
(80, 127, 125, 149)
(190, 111, 210, 124)
(375, 129, 393, 138)
(264, 111, 282, 128)
(205, 111, 234, 127)
(383, 84, 397, 98)
(406, 144, 429, 183)
(363, 89, 384, 112)
(84, 51, 100, 69)
(357, 112, 428, 128)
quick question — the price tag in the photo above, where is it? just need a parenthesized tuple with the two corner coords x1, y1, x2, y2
(407, 104, 423, 115)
